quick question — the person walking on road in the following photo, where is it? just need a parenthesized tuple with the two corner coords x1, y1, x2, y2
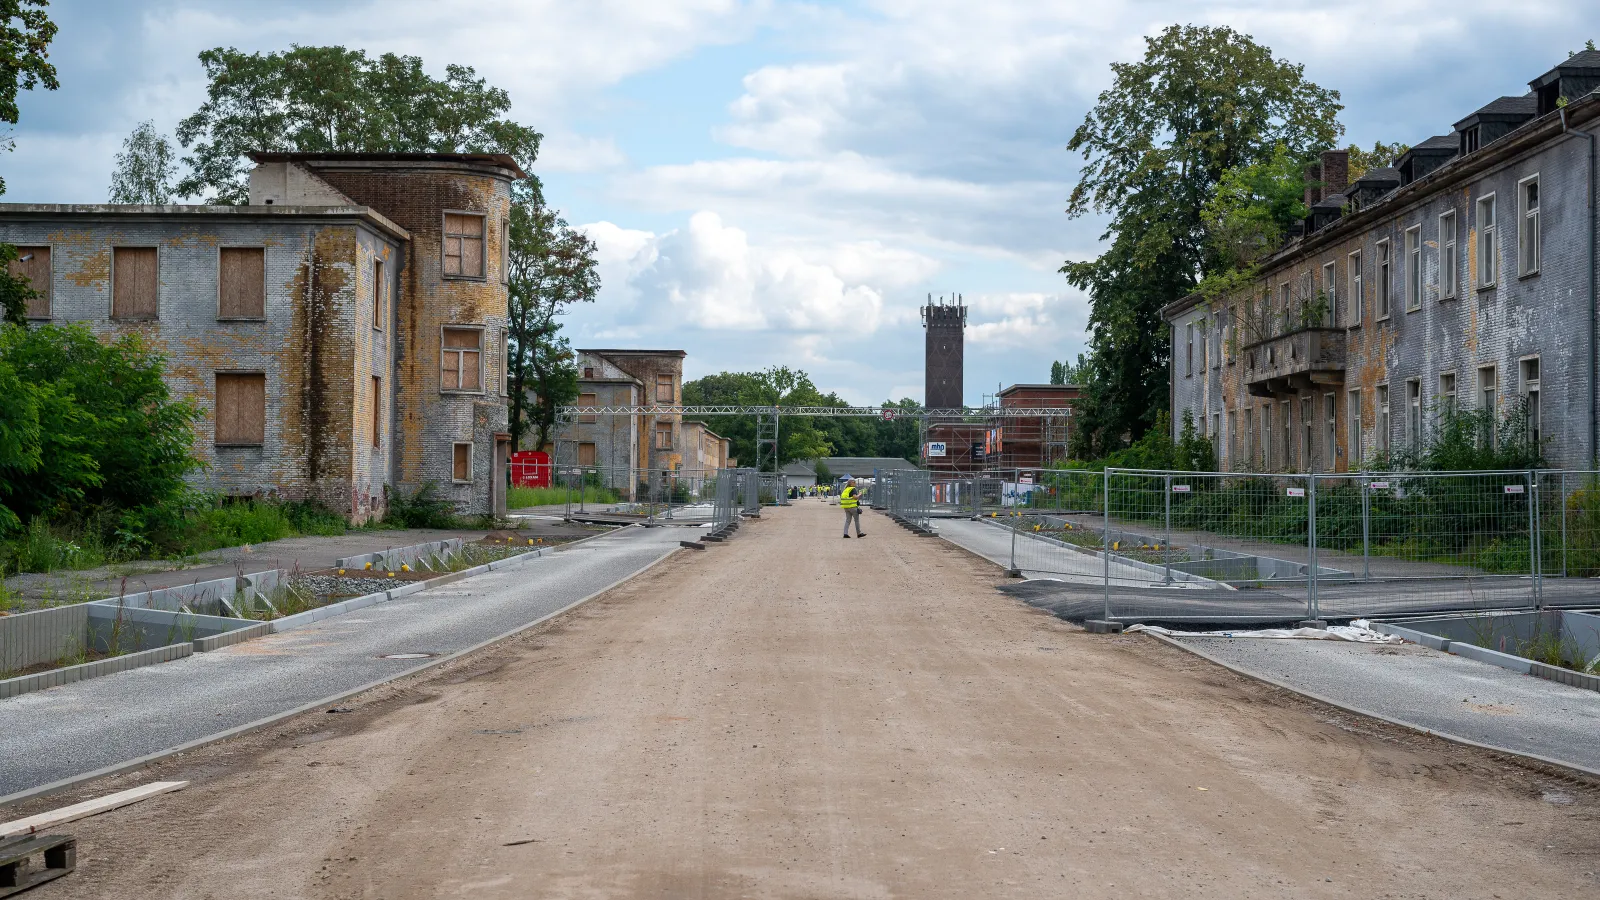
(840, 478, 865, 539)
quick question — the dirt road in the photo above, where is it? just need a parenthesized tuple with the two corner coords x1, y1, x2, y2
(19, 501, 1600, 898)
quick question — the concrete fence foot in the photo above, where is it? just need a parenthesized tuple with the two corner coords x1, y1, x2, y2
(1084, 619, 1124, 634)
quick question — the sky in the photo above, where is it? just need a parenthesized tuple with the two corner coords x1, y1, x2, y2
(3, 0, 1586, 405)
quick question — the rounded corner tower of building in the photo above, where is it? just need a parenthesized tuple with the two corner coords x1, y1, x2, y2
(922, 293, 966, 412)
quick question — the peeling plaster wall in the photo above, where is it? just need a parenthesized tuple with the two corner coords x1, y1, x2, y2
(306, 161, 514, 516)
(1171, 129, 1598, 473)
(0, 214, 399, 515)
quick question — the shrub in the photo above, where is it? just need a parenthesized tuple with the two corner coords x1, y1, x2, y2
(386, 482, 460, 529)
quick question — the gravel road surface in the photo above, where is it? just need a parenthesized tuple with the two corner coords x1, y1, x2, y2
(10, 503, 1600, 898)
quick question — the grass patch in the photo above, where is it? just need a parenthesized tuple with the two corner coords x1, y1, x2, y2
(507, 485, 619, 508)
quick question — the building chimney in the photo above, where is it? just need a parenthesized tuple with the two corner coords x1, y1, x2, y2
(1303, 163, 1322, 207)
(1319, 149, 1349, 197)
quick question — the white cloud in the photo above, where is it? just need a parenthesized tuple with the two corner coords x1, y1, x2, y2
(580, 211, 927, 334)
(964, 292, 1088, 351)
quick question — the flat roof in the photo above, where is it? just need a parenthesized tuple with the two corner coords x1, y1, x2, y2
(0, 203, 411, 243)
(250, 151, 527, 180)
(577, 348, 688, 358)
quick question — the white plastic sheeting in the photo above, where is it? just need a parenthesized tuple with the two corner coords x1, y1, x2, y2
(1127, 619, 1402, 643)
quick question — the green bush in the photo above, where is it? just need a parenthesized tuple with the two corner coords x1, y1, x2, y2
(386, 482, 460, 529)
(507, 484, 617, 508)
(189, 500, 296, 551)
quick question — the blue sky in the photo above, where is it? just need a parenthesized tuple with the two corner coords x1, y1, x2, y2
(4, 0, 1586, 404)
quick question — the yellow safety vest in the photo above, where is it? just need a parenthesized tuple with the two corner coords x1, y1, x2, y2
(840, 486, 859, 509)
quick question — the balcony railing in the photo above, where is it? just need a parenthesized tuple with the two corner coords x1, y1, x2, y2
(1241, 327, 1346, 397)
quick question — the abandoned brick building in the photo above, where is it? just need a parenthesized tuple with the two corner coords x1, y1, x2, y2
(1166, 51, 1600, 472)
(0, 152, 524, 520)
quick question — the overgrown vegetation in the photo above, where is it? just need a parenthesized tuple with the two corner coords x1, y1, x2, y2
(506, 484, 618, 508)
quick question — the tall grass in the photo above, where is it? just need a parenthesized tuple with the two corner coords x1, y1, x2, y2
(507, 485, 619, 508)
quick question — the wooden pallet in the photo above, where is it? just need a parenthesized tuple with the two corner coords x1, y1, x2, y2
(0, 834, 75, 897)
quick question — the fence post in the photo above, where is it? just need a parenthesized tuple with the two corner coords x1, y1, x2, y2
(1008, 506, 1021, 577)
(1102, 469, 1112, 621)
(1307, 473, 1319, 622)
(1360, 473, 1371, 580)
(1528, 470, 1542, 610)
(1163, 473, 1173, 585)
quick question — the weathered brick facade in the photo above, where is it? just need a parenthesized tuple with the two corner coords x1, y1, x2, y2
(1166, 53, 1600, 473)
(0, 152, 525, 520)
(564, 349, 686, 497)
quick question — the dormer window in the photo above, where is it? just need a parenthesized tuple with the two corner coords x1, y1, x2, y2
(1461, 127, 1481, 154)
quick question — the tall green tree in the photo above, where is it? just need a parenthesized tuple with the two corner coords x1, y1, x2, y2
(1063, 24, 1343, 455)
(1344, 140, 1408, 181)
(175, 45, 542, 203)
(682, 367, 834, 467)
(0, 0, 57, 197)
(109, 120, 177, 204)
(507, 182, 599, 452)
(0, 0, 57, 322)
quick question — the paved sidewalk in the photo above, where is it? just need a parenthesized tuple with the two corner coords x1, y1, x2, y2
(1169, 635, 1600, 773)
(0, 524, 680, 799)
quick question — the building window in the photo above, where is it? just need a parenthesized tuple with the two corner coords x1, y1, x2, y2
(1479, 366, 1497, 446)
(1348, 389, 1363, 468)
(1212, 412, 1221, 451)
(1519, 176, 1540, 277)
(440, 326, 484, 392)
(371, 376, 382, 448)
(218, 247, 265, 319)
(1281, 399, 1291, 470)
(1406, 379, 1422, 449)
(500, 218, 511, 285)
(582, 366, 595, 379)
(1477, 194, 1497, 287)
(372, 258, 385, 330)
(452, 442, 473, 482)
(1439, 372, 1457, 420)
(1404, 227, 1421, 311)
(9, 246, 50, 318)
(1347, 251, 1362, 325)
(1439, 211, 1458, 299)
(1279, 283, 1291, 333)
(1263, 403, 1273, 469)
(443, 212, 486, 278)
(1323, 393, 1336, 471)
(578, 392, 598, 423)
(1301, 396, 1312, 470)
(1185, 322, 1194, 375)
(1228, 410, 1239, 467)
(654, 421, 673, 450)
(215, 372, 266, 446)
(1214, 312, 1224, 369)
(577, 442, 597, 467)
(1521, 357, 1541, 446)
(1376, 239, 1391, 319)
(655, 373, 675, 403)
(1376, 384, 1389, 452)
(112, 247, 159, 319)
(1321, 261, 1336, 326)
(1198, 318, 1207, 372)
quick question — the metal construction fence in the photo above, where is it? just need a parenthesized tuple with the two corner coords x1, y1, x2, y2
(876, 468, 933, 526)
(540, 465, 725, 523)
(966, 466, 1600, 624)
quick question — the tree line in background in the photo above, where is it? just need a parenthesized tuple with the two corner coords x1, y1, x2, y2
(0, 5, 594, 570)
(1059, 24, 1443, 461)
(682, 367, 923, 468)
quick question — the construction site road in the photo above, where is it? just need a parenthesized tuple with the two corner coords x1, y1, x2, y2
(0, 524, 683, 800)
(16, 500, 1600, 898)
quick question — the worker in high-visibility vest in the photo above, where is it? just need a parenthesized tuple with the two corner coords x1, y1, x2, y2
(840, 478, 865, 539)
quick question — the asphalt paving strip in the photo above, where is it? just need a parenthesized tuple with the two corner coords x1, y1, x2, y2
(1161, 633, 1600, 775)
(0, 524, 685, 803)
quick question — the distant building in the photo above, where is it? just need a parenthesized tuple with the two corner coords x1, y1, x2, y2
(680, 421, 732, 473)
(923, 295, 966, 411)
(565, 348, 685, 497)
(784, 457, 918, 487)
(0, 151, 525, 520)
(1165, 51, 1600, 472)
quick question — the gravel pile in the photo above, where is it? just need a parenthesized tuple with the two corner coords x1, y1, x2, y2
(293, 574, 405, 600)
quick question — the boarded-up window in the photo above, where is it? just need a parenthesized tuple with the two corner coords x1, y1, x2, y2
(443, 213, 485, 277)
(9, 246, 50, 318)
(654, 422, 673, 450)
(218, 247, 264, 318)
(372, 258, 385, 329)
(440, 326, 483, 391)
(371, 376, 382, 448)
(578, 442, 597, 466)
(453, 442, 473, 481)
(578, 392, 598, 423)
(655, 374, 674, 403)
(215, 373, 266, 446)
(112, 247, 158, 319)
